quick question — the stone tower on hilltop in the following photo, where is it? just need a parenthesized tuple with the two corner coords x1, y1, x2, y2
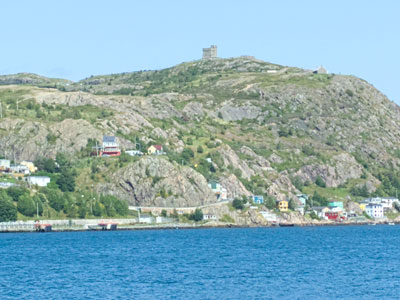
(202, 45, 217, 59)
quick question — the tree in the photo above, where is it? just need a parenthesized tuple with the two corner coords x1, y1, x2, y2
(312, 191, 328, 206)
(17, 195, 36, 217)
(78, 202, 87, 218)
(265, 195, 276, 210)
(192, 208, 203, 221)
(6, 186, 29, 202)
(93, 201, 103, 217)
(232, 198, 244, 210)
(43, 188, 65, 212)
(56, 168, 76, 192)
(186, 138, 193, 145)
(315, 176, 326, 188)
(161, 209, 167, 217)
(288, 198, 297, 210)
(56, 152, 70, 169)
(197, 145, 204, 153)
(114, 199, 129, 216)
(0, 191, 17, 222)
(181, 148, 194, 162)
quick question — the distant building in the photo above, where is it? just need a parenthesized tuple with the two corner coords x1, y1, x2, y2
(365, 204, 384, 219)
(147, 145, 165, 155)
(203, 214, 217, 221)
(27, 176, 50, 187)
(252, 195, 264, 205)
(10, 164, 30, 175)
(297, 194, 308, 207)
(101, 136, 121, 157)
(20, 161, 37, 173)
(311, 206, 330, 220)
(313, 66, 327, 74)
(208, 180, 227, 201)
(277, 200, 289, 212)
(125, 150, 143, 156)
(202, 45, 217, 59)
(328, 201, 343, 209)
(0, 159, 10, 170)
(260, 211, 278, 223)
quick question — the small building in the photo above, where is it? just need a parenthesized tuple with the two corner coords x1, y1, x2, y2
(312, 206, 330, 220)
(0, 159, 10, 170)
(359, 202, 367, 211)
(277, 200, 289, 212)
(297, 194, 308, 207)
(138, 214, 154, 224)
(260, 211, 278, 223)
(148, 145, 165, 155)
(101, 136, 121, 157)
(27, 176, 51, 187)
(202, 45, 217, 59)
(203, 214, 217, 221)
(313, 66, 327, 74)
(252, 195, 264, 205)
(208, 180, 227, 201)
(10, 164, 30, 175)
(325, 211, 340, 221)
(20, 161, 37, 173)
(328, 201, 343, 209)
(365, 204, 384, 219)
(125, 150, 143, 156)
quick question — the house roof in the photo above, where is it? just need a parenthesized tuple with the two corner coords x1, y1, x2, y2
(103, 136, 116, 143)
(152, 145, 163, 150)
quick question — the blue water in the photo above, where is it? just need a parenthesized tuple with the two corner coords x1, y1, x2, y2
(0, 226, 399, 300)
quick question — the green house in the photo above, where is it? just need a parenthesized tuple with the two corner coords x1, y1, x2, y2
(328, 201, 343, 209)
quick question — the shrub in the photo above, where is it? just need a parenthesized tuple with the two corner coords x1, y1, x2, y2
(0, 191, 17, 222)
(345, 89, 354, 97)
(197, 145, 204, 153)
(232, 198, 244, 210)
(315, 176, 326, 188)
(17, 195, 36, 217)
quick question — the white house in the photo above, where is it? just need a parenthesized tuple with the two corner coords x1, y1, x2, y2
(139, 214, 154, 224)
(0, 159, 10, 170)
(260, 211, 278, 223)
(10, 164, 30, 175)
(27, 176, 51, 187)
(365, 204, 384, 219)
(208, 181, 227, 201)
(125, 150, 143, 156)
(203, 214, 217, 221)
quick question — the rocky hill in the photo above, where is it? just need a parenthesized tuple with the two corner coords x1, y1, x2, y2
(1, 56, 400, 207)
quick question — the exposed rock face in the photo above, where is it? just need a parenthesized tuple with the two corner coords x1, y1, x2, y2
(98, 157, 215, 207)
(218, 145, 254, 179)
(218, 103, 261, 121)
(295, 153, 363, 187)
(267, 172, 299, 201)
(240, 146, 272, 173)
(219, 174, 252, 198)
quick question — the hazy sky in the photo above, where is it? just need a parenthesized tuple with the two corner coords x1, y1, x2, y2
(1, 0, 399, 103)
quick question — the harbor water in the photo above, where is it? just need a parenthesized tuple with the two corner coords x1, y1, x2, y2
(0, 225, 399, 299)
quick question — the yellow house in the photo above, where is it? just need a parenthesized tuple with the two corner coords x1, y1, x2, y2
(277, 200, 289, 212)
(147, 145, 163, 155)
(20, 161, 37, 173)
(359, 203, 366, 211)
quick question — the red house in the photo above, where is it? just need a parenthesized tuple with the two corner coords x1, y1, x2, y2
(325, 211, 339, 220)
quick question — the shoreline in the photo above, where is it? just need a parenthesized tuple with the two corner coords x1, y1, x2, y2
(0, 220, 398, 234)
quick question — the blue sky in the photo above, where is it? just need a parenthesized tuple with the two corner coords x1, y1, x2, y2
(1, 0, 399, 103)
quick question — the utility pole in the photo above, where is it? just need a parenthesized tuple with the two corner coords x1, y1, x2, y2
(0, 102, 3, 119)
(36, 202, 39, 219)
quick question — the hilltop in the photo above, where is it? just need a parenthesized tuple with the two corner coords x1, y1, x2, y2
(1, 56, 400, 212)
